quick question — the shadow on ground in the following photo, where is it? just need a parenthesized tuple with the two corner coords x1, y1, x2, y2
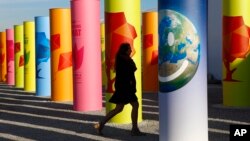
(0, 83, 158, 141)
(1, 83, 250, 141)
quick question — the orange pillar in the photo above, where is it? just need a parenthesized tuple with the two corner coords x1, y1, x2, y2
(142, 11, 158, 93)
(0, 32, 7, 82)
(50, 8, 73, 102)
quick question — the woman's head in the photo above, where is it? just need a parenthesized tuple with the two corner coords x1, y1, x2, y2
(114, 43, 132, 71)
(117, 43, 132, 56)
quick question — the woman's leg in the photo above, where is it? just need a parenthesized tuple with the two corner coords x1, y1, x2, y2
(102, 104, 124, 124)
(130, 101, 139, 129)
(130, 101, 145, 136)
(95, 104, 124, 135)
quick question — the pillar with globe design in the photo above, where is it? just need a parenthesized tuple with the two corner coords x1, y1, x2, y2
(158, 0, 208, 140)
(105, 0, 142, 123)
(222, 0, 250, 106)
(0, 32, 7, 82)
(24, 21, 36, 92)
(142, 11, 158, 93)
(6, 28, 15, 86)
(14, 25, 24, 88)
(71, 0, 102, 111)
(50, 8, 73, 102)
(35, 16, 51, 97)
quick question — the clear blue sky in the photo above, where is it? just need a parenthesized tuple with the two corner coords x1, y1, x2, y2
(0, 0, 157, 31)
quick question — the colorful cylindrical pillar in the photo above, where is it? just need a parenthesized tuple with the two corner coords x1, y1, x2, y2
(24, 21, 36, 92)
(105, 0, 142, 123)
(0, 33, 1, 82)
(101, 22, 107, 92)
(71, 0, 102, 111)
(50, 8, 73, 102)
(142, 11, 158, 93)
(222, 0, 250, 106)
(158, 0, 208, 140)
(35, 16, 51, 97)
(6, 28, 15, 86)
(14, 25, 24, 88)
(0, 32, 7, 82)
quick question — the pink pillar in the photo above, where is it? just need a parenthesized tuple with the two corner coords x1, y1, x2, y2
(6, 29, 15, 85)
(71, 0, 102, 111)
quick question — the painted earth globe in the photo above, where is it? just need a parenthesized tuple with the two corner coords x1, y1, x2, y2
(158, 9, 200, 92)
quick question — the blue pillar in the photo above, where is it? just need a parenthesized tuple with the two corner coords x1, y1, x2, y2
(35, 16, 51, 97)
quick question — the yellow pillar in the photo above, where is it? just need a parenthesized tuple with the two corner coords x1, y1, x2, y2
(105, 0, 142, 123)
(101, 22, 107, 91)
(14, 25, 24, 88)
(24, 21, 36, 92)
(223, 0, 250, 106)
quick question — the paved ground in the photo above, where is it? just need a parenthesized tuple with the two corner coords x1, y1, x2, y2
(0, 83, 250, 141)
